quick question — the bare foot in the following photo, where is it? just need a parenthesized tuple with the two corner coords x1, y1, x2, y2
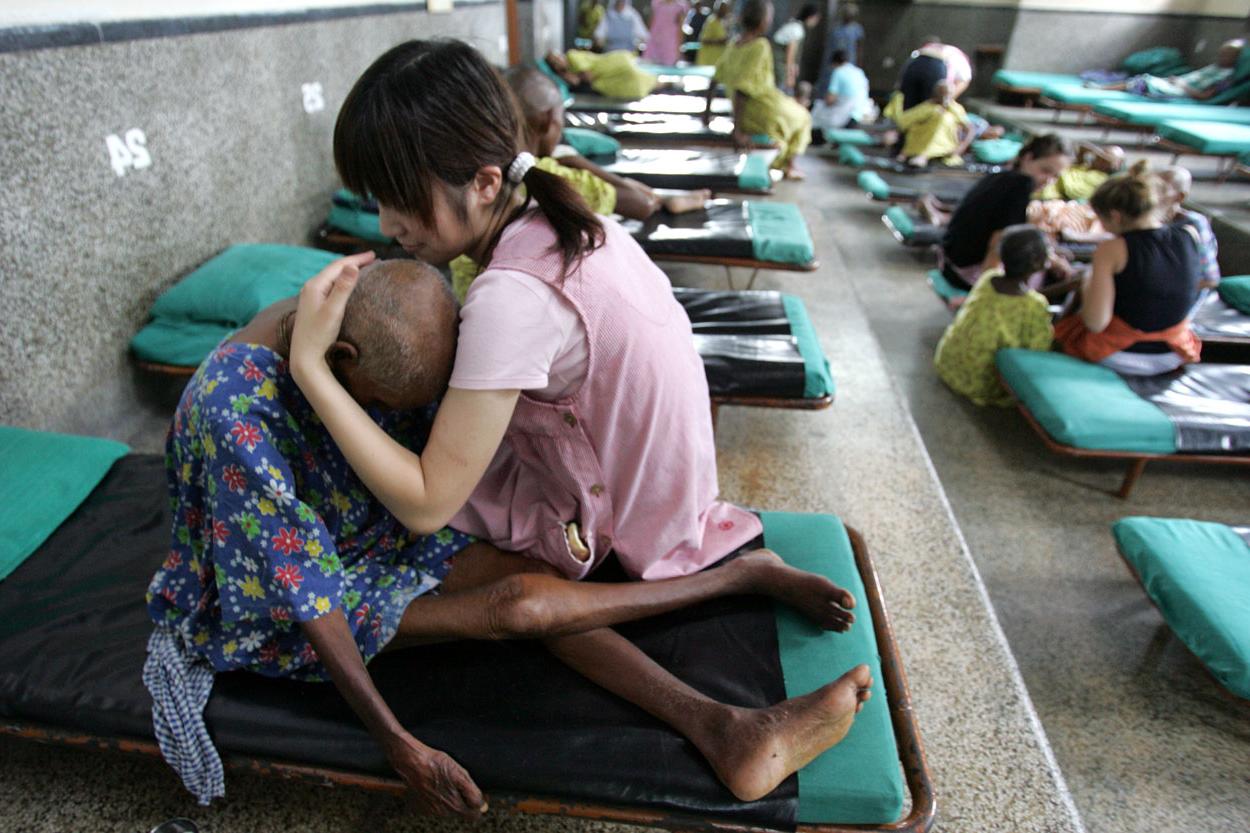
(907, 155, 929, 168)
(783, 164, 806, 181)
(663, 189, 712, 214)
(917, 194, 946, 226)
(731, 549, 855, 631)
(704, 665, 873, 802)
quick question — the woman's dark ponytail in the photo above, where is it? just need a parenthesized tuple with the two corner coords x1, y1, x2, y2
(518, 166, 605, 274)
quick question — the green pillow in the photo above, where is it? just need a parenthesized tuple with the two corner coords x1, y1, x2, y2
(0, 426, 129, 581)
(130, 317, 234, 366)
(856, 170, 889, 200)
(1113, 517, 1250, 699)
(780, 294, 834, 399)
(747, 202, 814, 265)
(1235, 44, 1250, 82)
(1218, 275, 1250, 314)
(884, 205, 915, 239)
(1121, 46, 1184, 75)
(971, 138, 1023, 164)
(327, 190, 389, 243)
(839, 145, 866, 167)
(927, 268, 968, 304)
(150, 244, 338, 326)
(736, 152, 772, 191)
(826, 128, 874, 147)
(562, 127, 622, 158)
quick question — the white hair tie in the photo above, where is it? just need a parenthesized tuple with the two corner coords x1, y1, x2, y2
(507, 151, 536, 184)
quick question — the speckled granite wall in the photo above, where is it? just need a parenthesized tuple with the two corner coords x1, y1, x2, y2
(0, 4, 506, 441)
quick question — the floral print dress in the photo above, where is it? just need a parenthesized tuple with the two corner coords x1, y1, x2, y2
(146, 342, 472, 681)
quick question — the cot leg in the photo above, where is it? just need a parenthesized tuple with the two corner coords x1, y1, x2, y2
(709, 401, 720, 431)
(1117, 458, 1147, 499)
(724, 265, 736, 290)
(1217, 157, 1233, 185)
(744, 268, 761, 290)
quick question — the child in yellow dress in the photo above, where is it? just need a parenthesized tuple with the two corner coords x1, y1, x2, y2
(934, 225, 1055, 407)
(887, 81, 974, 168)
(708, 0, 811, 179)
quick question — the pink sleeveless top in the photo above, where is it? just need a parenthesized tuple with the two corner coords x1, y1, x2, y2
(451, 212, 761, 580)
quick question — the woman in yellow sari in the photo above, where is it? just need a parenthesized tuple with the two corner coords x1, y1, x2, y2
(707, 0, 810, 179)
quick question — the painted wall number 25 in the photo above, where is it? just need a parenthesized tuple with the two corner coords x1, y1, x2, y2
(302, 82, 325, 114)
(105, 128, 151, 177)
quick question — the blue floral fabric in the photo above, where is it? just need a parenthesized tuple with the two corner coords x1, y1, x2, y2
(146, 341, 472, 681)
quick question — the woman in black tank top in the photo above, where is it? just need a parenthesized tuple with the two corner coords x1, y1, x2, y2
(1069, 160, 1201, 373)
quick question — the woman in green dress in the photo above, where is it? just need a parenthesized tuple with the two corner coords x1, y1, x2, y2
(706, 0, 811, 179)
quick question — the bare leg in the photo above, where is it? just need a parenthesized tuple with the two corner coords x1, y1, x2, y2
(662, 189, 712, 213)
(546, 628, 873, 801)
(388, 544, 856, 649)
(916, 193, 950, 226)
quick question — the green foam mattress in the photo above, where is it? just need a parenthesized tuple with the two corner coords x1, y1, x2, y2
(1113, 517, 1250, 699)
(1157, 119, 1250, 155)
(761, 512, 905, 823)
(995, 349, 1176, 453)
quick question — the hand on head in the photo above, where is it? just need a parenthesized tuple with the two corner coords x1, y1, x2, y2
(289, 251, 375, 379)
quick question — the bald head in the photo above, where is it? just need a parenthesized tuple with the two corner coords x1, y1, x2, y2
(334, 259, 459, 411)
(508, 65, 563, 116)
(1158, 165, 1192, 199)
(505, 65, 564, 155)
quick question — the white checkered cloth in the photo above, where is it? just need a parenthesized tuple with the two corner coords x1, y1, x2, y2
(143, 626, 224, 805)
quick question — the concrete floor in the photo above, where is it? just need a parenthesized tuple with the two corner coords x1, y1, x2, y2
(4, 141, 1247, 832)
(815, 153, 1250, 831)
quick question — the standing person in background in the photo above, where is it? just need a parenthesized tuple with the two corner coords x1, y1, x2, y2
(817, 2, 864, 96)
(772, 3, 820, 94)
(710, 0, 812, 179)
(643, 0, 690, 65)
(697, 0, 733, 66)
(577, 0, 605, 42)
(595, 0, 649, 53)
(827, 2, 863, 66)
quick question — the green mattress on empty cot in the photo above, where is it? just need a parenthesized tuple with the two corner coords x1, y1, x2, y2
(995, 349, 1176, 453)
(1112, 517, 1250, 699)
(1092, 100, 1248, 127)
(1157, 119, 1250, 155)
(1038, 83, 1142, 106)
(992, 70, 1081, 91)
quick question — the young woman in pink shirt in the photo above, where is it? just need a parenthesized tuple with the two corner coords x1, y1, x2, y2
(289, 39, 870, 816)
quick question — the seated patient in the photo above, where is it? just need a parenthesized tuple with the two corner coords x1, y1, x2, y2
(711, 0, 811, 179)
(934, 225, 1055, 406)
(1157, 165, 1220, 291)
(810, 49, 872, 136)
(510, 66, 710, 220)
(147, 258, 871, 813)
(1035, 143, 1125, 202)
(545, 48, 659, 100)
(888, 81, 975, 168)
(1097, 39, 1243, 100)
